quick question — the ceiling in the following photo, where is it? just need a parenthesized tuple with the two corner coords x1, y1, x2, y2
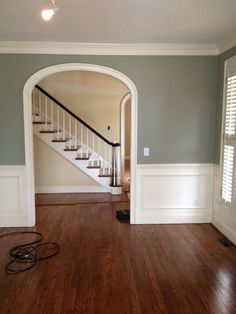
(1, 0, 236, 45)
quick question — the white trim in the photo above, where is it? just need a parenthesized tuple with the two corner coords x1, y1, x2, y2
(0, 165, 33, 227)
(211, 54, 236, 244)
(136, 164, 214, 224)
(35, 185, 108, 193)
(137, 163, 213, 171)
(212, 165, 236, 245)
(218, 32, 236, 55)
(213, 221, 236, 245)
(33, 124, 111, 189)
(217, 56, 236, 206)
(120, 93, 131, 184)
(23, 63, 138, 225)
(0, 41, 218, 56)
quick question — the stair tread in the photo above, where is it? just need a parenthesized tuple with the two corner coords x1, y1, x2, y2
(33, 121, 51, 124)
(99, 168, 112, 177)
(33, 88, 113, 191)
(87, 160, 101, 169)
(40, 130, 58, 133)
(98, 174, 112, 177)
(75, 153, 91, 160)
(64, 146, 81, 151)
(52, 138, 70, 142)
(76, 157, 90, 160)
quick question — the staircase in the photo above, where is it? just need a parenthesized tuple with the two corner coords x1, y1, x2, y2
(32, 85, 122, 193)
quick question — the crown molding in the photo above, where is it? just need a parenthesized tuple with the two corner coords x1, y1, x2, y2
(217, 32, 236, 55)
(0, 41, 218, 56)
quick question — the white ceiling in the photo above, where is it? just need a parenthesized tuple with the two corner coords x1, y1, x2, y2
(1, 0, 236, 44)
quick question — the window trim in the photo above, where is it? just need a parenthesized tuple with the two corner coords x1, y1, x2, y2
(220, 55, 236, 208)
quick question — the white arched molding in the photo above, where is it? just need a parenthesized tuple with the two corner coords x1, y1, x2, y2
(120, 93, 131, 184)
(23, 63, 138, 225)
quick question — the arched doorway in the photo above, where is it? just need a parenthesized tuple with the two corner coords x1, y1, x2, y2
(23, 63, 138, 225)
(120, 93, 131, 186)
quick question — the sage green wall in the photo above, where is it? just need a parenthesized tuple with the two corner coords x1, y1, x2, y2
(0, 54, 218, 165)
(215, 45, 236, 163)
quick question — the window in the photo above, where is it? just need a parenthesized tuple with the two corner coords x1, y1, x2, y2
(221, 56, 236, 207)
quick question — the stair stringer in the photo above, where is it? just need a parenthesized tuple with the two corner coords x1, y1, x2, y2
(33, 124, 111, 192)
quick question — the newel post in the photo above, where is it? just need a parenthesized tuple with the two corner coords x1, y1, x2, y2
(110, 142, 122, 195)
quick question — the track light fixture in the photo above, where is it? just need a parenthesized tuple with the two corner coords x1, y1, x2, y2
(41, 0, 59, 21)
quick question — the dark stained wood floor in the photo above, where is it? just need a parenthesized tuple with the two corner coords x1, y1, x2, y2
(0, 193, 236, 314)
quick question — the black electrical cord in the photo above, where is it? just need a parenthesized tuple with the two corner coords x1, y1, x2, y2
(0, 231, 60, 274)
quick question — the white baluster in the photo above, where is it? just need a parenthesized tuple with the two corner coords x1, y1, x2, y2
(57, 106, 60, 140)
(81, 123, 83, 146)
(92, 133, 95, 165)
(69, 116, 71, 148)
(39, 92, 42, 116)
(103, 141, 105, 171)
(39, 93, 43, 131)
(86, 128, 89, 158)
(62, 111, 65, 140)
(45, 97, 48, 130)
(51, 100, 53, 131)
(74, 120, 77, 148)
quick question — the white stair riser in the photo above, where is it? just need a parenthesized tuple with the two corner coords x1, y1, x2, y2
(33, 124, 110, 189)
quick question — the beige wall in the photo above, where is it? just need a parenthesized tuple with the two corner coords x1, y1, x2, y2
(40, 71, 129, 142)
(34, 136, 98, 187)
(35, 71, 128, 189)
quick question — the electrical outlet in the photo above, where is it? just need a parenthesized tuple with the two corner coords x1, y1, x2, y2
(144, 147, 149, 156)
(193, 198, 199, 206)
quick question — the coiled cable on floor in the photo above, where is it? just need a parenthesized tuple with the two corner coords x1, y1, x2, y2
(0, 231, 60, 274)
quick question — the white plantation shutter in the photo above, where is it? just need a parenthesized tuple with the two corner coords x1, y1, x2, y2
(222, 145, 234, 203)
(221, 57, 236, 206)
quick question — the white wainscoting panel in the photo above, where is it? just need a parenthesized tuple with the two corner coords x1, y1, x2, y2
(0, 166, 31, 227)
(135, 164, 214, 224)
(212, 165, 236, 245)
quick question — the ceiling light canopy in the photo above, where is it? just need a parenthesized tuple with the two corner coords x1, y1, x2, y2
(41, 0, 59, 21)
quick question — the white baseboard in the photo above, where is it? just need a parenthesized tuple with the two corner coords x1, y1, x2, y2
(135, 164, 214, 224)
(0, 165, 33, 227)
(212, 221, 236, 245)
(35, 185, 109, 193)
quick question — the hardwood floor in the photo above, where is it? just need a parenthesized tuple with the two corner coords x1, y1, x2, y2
(0, 193, 236, 314)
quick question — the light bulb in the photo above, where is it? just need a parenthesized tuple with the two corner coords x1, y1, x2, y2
(41, 8, 55, 21)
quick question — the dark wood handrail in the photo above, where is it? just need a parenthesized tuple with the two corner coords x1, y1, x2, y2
(35, 85, 120, 147)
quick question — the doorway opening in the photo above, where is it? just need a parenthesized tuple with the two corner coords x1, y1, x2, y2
(23, 63, 138, 226)
(120, 93, 131, 194)
(33, 70, 129, 194)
